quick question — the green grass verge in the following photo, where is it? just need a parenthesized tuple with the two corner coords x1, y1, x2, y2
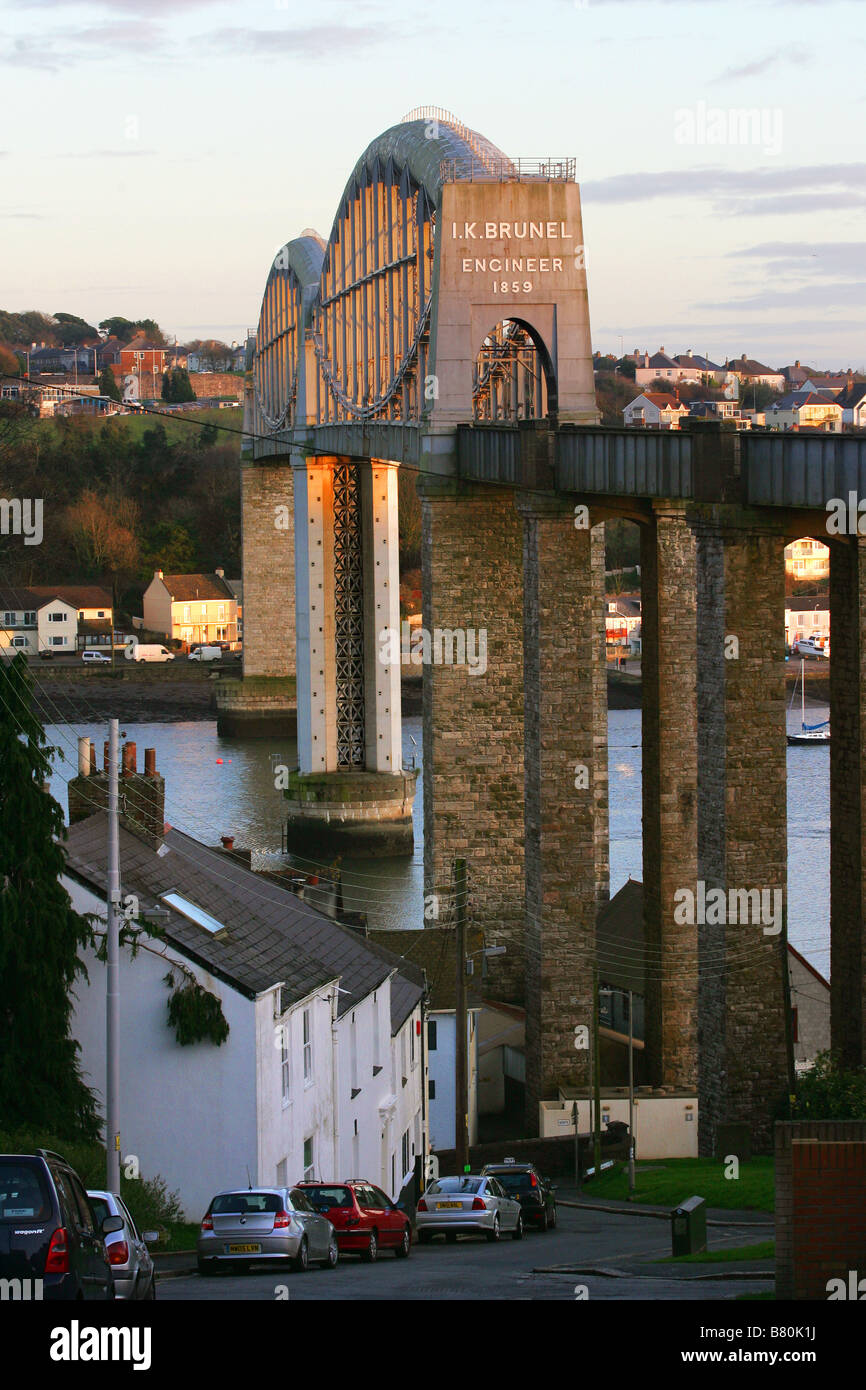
(584, 1157, 774, 1212)
(656, 1239, 775, 1264)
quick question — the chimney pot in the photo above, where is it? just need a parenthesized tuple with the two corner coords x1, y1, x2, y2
(103, 741, 110, 773)
(144, 748, 156, 777)
(122, 742, 137, 777)
(78, 736, 90, 777)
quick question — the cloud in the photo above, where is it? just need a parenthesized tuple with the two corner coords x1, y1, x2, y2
(729, 241, 866, 277)
(713, 43, 810, 81)
(698, 280, 866, 313)
(0, 20, 164, 69)
(55, 149, 158, 159)
(200, 24, 389, 58)
(583, 164, 866, 216)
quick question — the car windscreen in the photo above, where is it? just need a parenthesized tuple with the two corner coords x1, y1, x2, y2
(492, 1172, 534, 1192)
(0, 1160, 52, 1222)
(427, 1177, 481, 1195)
(210, 1192, 282, 1215)
(301, 1185, 353, 1211)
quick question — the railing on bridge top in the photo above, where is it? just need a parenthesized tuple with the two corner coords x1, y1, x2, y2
(440, 156, 577, 183)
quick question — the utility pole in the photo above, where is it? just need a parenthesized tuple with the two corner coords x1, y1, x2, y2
(627, 989, 636, 1197)
(454, 858, 469, 1173)
(106, 718, 121, 1193)
(592, 963, 602, 1175)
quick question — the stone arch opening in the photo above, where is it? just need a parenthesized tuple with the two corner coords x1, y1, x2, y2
(472, 317, 557, 423)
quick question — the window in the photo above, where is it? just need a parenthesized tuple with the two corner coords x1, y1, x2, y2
(303, 1136, 314, 1181)
(401, 1128, 410, 1177)
(281, 1028, 290, 1106)
(183, 605, 191, 622)
(12, 636, 26, 648)
(160, 892, 226, 936)
(428, 1079, 436, 1100)
(97, 610, 105, 618)
(427, 1019, 437, 1051)
(48, 611, 66, 623)
(218, 604, 225, 620)
(23, 612, 35, 626)
(410, 1019, 416, 1068)
(201, 603, 207, 616)
(303, 1008, 312, 1084)
(50, 635, 65, 647)
(2, 613, 13, 627)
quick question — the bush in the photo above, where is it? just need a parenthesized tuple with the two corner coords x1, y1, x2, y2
(0, 1126, 182, 1232)
(789, 1051, 866, 1121)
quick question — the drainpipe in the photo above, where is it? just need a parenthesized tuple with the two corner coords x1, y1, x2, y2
(331, 985, 340, 1180)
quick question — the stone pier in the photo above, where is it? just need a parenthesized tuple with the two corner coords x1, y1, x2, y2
(641, 506, 699, 1093)
(829, 535, 866, 1069)
(420, 479, 525, 997)
(694, 515, 789, 1153)
(520, 500, 608, 1124)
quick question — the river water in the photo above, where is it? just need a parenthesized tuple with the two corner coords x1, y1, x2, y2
(46, 700, 831, 982)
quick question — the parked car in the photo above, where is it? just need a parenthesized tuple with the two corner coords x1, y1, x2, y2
(196, 1187, 338, 1275)
(0, 1149, 120, 1300)
(38, 648, 54, 660)
(296, 1180, 412, 1261)
(480, 1161, 557, 1230)
(87, 1189, 157, 1300)
(124, 643, 174, 663)
(416, 1174, 524, 1243)
(82, 649, 111, 664)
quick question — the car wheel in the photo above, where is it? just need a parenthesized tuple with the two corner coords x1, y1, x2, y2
(539, 1207, 549, 1233)
(292, 1237, 309, 1273)
(144, 1274, 156, 1300)
(512, 1212, 524, 1241)
(549, 1204, 557, 1230)
(485, 1215, 501, 1243)
(361, 1229, 378, 1263)
(395, 1225, 411, 1258)
(197, 1258, 218, 1277)
(417, 1230, 433, 1244)
(326, 1234, 339, 1269)
(445, 1232, 458, 1244)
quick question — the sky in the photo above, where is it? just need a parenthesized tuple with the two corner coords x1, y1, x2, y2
(1, 0, 864, 368)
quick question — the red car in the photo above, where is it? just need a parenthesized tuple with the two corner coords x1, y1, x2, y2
(295, 1180, 412, 1262)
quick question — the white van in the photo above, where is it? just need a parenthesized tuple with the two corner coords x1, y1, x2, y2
(188, 645, 223, 662)
(124, 643, 175, 663)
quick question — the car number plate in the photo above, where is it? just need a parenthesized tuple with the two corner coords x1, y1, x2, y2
(436, 1201, 462, 1209)
(226, 1243, 261, 1254)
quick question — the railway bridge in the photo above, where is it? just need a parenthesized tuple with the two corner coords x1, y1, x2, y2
(232, 107, 866, 1151)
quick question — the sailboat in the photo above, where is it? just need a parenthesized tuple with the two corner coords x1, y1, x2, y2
(787, 658, 830, 746)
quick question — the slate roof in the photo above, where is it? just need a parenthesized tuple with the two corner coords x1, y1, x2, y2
(28, 585, 112, 610)
(772, 391, 842, 411)
(837, 382, 866, 408)
(158, 573, 236, 602)
(366, 928, 484, 1013)
(63, 813, 423, 1026)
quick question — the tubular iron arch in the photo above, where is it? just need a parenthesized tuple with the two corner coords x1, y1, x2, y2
(251, 235, 322, 438)
(473, 318, 556, 422)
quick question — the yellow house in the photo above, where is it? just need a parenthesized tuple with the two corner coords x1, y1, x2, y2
(784, 538, 830, 583)
(768, 393, 843, 432)
(142, 569, 239, 648)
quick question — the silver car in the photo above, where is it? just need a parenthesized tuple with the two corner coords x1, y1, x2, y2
(87, 1189, 157, 1300)
(416, 1175, 524, 1243)
(197, 1187, 339, 1275)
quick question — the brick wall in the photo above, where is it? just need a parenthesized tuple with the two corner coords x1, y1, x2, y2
(776, 1121, 866, 1300)
(187, 372, 243, 400)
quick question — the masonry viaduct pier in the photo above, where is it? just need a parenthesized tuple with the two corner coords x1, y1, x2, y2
(229, 108, 866, 1152)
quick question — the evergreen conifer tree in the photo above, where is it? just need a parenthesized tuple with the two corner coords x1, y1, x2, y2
(0, 656, 101, 1139)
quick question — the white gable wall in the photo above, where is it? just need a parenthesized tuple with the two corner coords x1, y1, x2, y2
(65, 876, 257, 1219)
(255, 984, 337, 1189)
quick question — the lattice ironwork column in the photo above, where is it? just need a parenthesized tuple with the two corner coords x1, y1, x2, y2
(333, 461, 366, 767)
